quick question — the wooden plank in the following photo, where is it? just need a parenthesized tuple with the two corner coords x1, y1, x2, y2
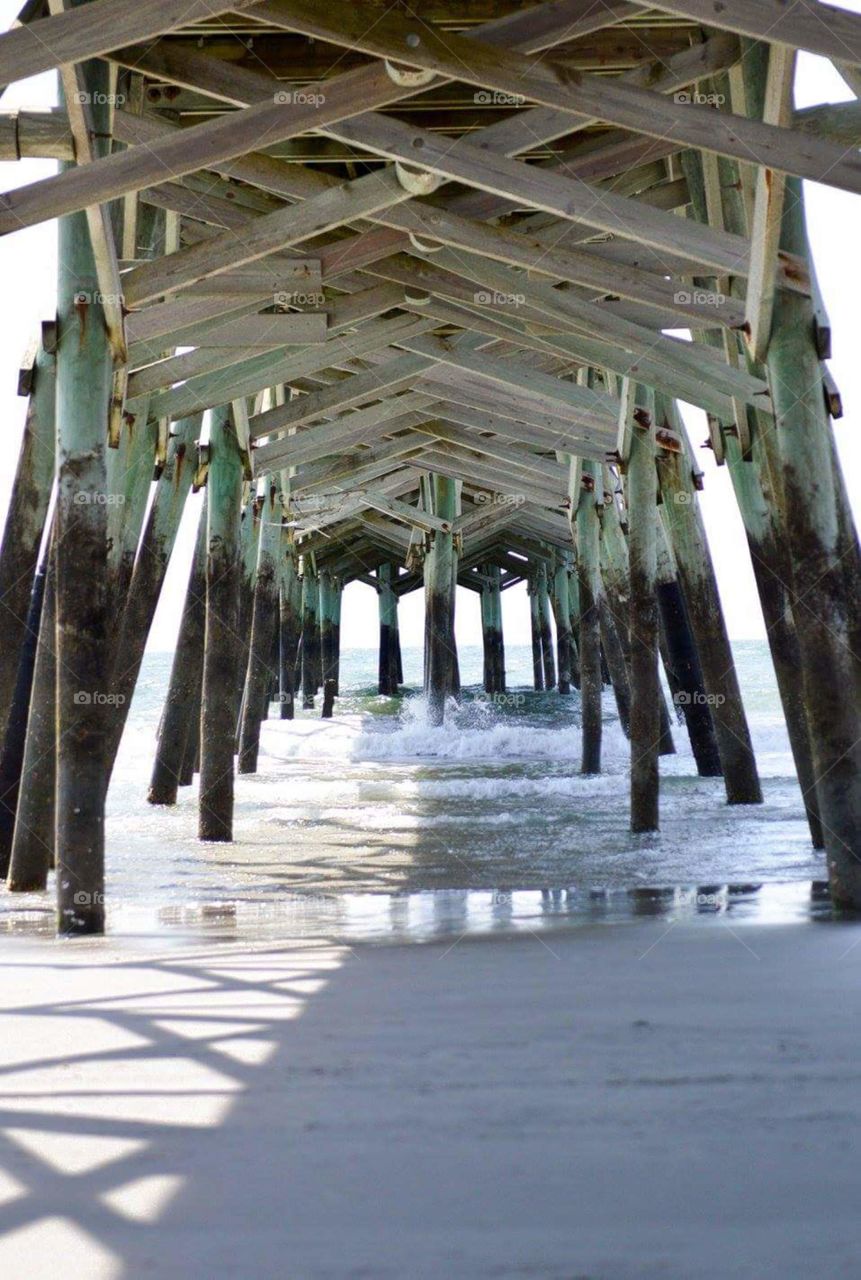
(745, 45, 798, 362)
(0, 108, 73, 160)
(362, 490, 453, 536)
(396, 333, 617, 429)
(49, 0, 125, 362)
(320, 114, 751, 276)
(141, 314, 437, 419)
(185, 314, 327, 349)
(0, 0, 260, 88)
(123, 169, 410, 305)
(252, 395, 435, 472)
(417, 247, 768, 409)
(0, 65, 408, 233)
(615, 376, 637, 467)
(260, 0, 861, 192)
(415, 420, 570, 487)
(647, 0, 861, 67)
(132, 314, 433, 417)
(0, 0, 595, 233)
(247, 353, 434, 438)
(371, 198, 745, 330)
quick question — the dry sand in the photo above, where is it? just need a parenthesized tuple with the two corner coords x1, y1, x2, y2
(0, 919, 859, 1278)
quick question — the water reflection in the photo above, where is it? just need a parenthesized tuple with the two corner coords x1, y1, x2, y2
(0, 880, 838, 945)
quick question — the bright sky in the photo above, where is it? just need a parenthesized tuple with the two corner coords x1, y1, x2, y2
(0, 2, 857, 651)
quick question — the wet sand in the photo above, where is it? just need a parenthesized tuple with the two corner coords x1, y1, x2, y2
(0, 918, 859, 1278)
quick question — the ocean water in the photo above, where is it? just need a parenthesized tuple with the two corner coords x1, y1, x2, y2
(0, 641, 827, 940)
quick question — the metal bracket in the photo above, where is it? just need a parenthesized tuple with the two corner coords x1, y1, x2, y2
(395, 161, 442, 197)
(384, 59, 435, 89)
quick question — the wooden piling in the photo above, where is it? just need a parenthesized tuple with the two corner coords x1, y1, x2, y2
(55, 70, 114, 932)
(279, 536, 301, 719)
(0, 559, 47, 876)
(656, 414, 762, 806)
(528, 576, 543, 691)
(198, 406, 243, 842)
(103, 414, 201, 776)
(0, 343, 55, 754)
(481, 564, 505, 695)
(319, 570, 339, 699)
(551, 556, 573, 696)
(766, 179, 861, 903)
(577, 461, 602, 772)
(681, 136, 821, 833)
(7, 544, 56, 892)
(378, 562, 399, 694)
(489, 564, 505, 693)
(148, 496, 207, 805)
(536, 563, 556, 691)
(627, 392, 660, 833)
(424, 474, 457, 726)
(105, 407, 157, 612)
(301, 559, 320, 709)
(598, 594, 631, 737)
(238, 481, 282, 774)
(236, 492, 262, 720)
(331, 578, 342, 695)
(655, 517, 722, 776)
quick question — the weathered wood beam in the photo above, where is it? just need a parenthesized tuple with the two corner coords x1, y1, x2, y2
(147, 314, 436, 421)
(252, 394, 434, 473)
(0, 108, 73, 160)
(648, 0, 861, 67)
(0, 0, 260, 88)
(247, 353, 431, 438)
(260, 0, 861, 192)
(122, 170, 411, 307)
(397, 334, 617, 433)
(180, 314, 327, 350)
(127, 284, 388, 400)
(744, 44, 797, 362)
(50, 3, 125, 360)
(0, 0, 591, 232)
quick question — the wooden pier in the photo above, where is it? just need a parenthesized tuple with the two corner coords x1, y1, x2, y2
(0, 0, 858, 930)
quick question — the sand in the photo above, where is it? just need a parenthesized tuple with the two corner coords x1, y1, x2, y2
(0, 919, 859, 1279)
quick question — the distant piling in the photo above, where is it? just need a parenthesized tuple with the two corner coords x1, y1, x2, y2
(424, 474, 458, 726)
(198, 407, 243, 842)
(577, 461, 602, 773)
(627, 393, 660, 833)
(238, 481, 282, 774)
(148, 496, 208, 806)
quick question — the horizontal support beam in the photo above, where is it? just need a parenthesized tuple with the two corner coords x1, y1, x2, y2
(0, 0, 259, 87)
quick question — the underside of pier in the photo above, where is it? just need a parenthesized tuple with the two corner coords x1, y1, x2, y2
(0, 0, 858, 932)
